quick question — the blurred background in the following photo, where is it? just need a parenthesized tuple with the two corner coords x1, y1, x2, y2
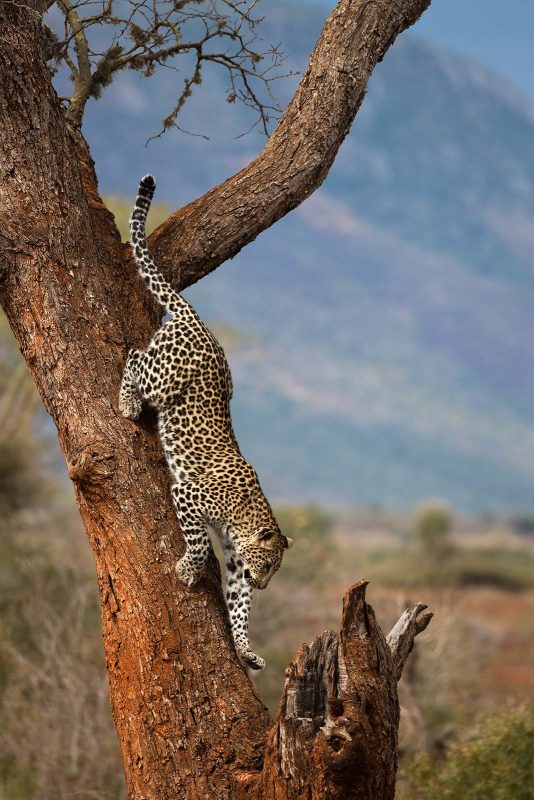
(1, 1, 533, 798)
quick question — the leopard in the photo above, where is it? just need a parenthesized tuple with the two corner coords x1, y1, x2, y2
(119, 175, 293, 670)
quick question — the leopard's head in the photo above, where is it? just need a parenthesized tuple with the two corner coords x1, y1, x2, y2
(239, 528, 294, 590)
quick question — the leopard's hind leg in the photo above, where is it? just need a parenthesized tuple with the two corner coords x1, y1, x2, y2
(171, 483, 212, 588)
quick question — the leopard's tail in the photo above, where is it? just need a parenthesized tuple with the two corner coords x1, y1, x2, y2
(129, 175, 185, 315)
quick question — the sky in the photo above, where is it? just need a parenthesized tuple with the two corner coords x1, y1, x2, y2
(298, 0, 534, 103)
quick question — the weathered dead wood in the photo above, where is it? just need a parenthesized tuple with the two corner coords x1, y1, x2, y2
(387, 602, 433, 681)
(238, 581, 432, 800)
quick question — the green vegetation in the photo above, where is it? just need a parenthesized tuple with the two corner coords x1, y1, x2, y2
(414, 503, 454, 564)
(364, 544, 534, 591)
(449, 546, 534, 590)
(406, 707, 534, 800)
(353, 505, 534, 591)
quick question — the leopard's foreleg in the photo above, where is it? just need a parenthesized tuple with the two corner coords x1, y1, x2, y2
(222, 536, 265, 670)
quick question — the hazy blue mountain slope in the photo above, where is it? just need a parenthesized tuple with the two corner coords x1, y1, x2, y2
(83, 2, 534, 287)
(341, 43, 534, 287)
(188, 208, 534, 510)
(78, 2, 534, 511)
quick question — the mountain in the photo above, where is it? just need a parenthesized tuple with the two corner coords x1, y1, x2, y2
(79, 1, 534, 512)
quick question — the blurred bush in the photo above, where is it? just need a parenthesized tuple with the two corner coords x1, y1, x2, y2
(363, 543, 534, 591)
(0, 438, 39, 518)
(510, 514, 534, 536)
(274, 505, 335, 586)
(354, 501, 534, 591)
(414, 503, 454, 565)
(406, 706, 534, 800)
(450, 547, 534, 590)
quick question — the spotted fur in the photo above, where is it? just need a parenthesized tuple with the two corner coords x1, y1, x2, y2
(119, 175, 293, 670)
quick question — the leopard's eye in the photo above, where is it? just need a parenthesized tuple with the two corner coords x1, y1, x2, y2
(256, 529, 275, 543)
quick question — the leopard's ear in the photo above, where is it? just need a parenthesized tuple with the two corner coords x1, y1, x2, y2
(283, 536, 294, 549)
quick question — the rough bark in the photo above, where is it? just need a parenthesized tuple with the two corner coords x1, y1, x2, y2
(0, 0, 431, 798)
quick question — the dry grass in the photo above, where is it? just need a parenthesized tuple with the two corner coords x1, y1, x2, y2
(1, 505, 533, 799)
(0, 517, 126, 800)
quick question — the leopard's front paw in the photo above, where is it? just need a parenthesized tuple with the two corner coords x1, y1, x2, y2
(239, 648, 266, 671)
(176, 557, 201, 588)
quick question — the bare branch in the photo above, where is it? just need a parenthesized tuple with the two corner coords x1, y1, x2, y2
(387, 602, 434, 681)
(46, 0, 287, 132)
(57, 0, 94, 126)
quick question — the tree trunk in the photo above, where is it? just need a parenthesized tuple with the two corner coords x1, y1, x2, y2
(0, 1, 431, 798)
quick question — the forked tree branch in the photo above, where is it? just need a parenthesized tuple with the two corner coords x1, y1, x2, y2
(1, 1, 434, 797)
(149, 0, 432, 290)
